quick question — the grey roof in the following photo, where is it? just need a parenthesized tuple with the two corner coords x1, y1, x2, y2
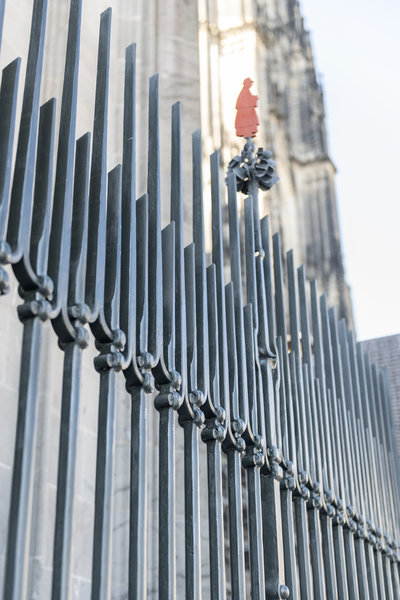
(361, 333, 400, 463)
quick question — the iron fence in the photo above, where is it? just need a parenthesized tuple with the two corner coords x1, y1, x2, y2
(0, 0, 399, 598)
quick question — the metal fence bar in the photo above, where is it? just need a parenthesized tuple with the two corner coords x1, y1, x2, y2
(322, 300, 357, 600)
(243, 195, 266, 599)
(302, 362, 327, 598)
(156, 376, 179, 600)
(128, 193, 150, 600)
(326, 310, 360, 600)
(346, 328, 374, 600)
(243, 303, 265, 600)
(287, 251, 316, 599)
(187, 128, 212, 600)
(91, 164, 123, 600)
(354, 344, 379, 600)
(274, 337, 296, 598)
(3, 96, 55, 600)
(297, 267, 337, 598)
(204, 263, 226, 600)
(91, 367, 117, 600)
(172, 106, 203, 600)
(265, 236, 294, 600)
(258, 218, 278, 451)
(272, 235, 290, 462)
(4, 317, 44, 600)
(256, 226, 287, 600)
(208, 150, 230, 599)
(225, 281, 246, 600)
(290, 355, 313, 600)
(129, 383, 148, 600)
(157, 221, 181, 599)
(311, 281, 350, 600)
(120, 42, 150, 600)
(51, 131, 90, 600)
(48, 7, 86, 595)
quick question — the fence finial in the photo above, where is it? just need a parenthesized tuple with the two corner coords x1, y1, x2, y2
(227, 78, 279, 195)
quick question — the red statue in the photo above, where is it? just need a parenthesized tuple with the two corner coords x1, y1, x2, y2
(235, 77, 259, 138)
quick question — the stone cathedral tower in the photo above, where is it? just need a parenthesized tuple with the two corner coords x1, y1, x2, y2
(199, 0, 353, 325)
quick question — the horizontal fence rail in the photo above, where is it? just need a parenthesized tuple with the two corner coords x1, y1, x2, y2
(0, 1, 399, 599)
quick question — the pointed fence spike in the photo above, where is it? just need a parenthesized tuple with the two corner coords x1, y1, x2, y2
(192, 129, 209, 398)
(329, 308, 355, 508)
(244, 303, 258, 437)
(225, 281, 240, 422)
(319, 294, 342, 502)
(310, 280, 335, 497)
(289, 350, 303, 473)
(6, 0, 48, 262)
(227, 171, 249, 427)
(120, 43, 138, 370)
(272, 234, 290, 461)
(223, 283, 247, 595)
(51, 133, 91, 600)
(260, 216, 276, 352)
(161, 222, 176, 370)
(47, 0, 82, 320)
(135, 194, 149, 354)
(147, 73, 163, 366)
(287, 250, 309, 475)
(244, 196, 258, 329)
(2, 97, 56, 600)
(85, 8, 112, 324)
(0, 58, 21, 243)
(10, 96, 56, 295)
(302, 362, 319, 485)
(67, 133, 91, 308)
(338, 319, 364, 515)
(28, 98, 56, 277)
(210, 150, 230, 416)
(274, 336, 285, 457)
(171, 102, 188, 396)
(207, 264, 220, 415)
(128, 193, 150, 598)
(91, 161, 125, 600)
(203, 263, 227, 598)
(272, 234, 288, 355)
(104, 165, 122, 331)
(185, 242, 198, 396)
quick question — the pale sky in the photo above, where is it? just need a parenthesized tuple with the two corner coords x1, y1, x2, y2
(299, 0, 400, 341)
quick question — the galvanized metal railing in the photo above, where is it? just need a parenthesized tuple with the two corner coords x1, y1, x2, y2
(0, 1, 399, 599)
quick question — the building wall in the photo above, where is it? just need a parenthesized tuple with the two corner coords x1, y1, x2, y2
(0, 0, 356, 597)
(361, 334, 400, 464)
(199, 0, 353, 326)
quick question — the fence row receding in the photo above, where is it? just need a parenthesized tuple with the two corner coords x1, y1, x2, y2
(0, 0, 399, 599)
